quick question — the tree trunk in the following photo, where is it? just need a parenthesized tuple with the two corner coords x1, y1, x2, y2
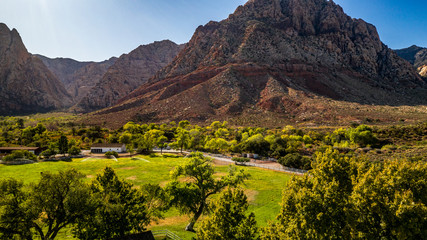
(185, 204, 204, 232)
(185, 221, 196, 232)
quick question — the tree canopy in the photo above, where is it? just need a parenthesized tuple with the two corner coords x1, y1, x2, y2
(197, 188, 257, 240)
(260, 148, 427, 239)
(73, 167, 150, 240)
(166, 152, 249, 232)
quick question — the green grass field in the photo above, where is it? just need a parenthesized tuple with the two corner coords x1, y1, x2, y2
(0, 154, 292, 240)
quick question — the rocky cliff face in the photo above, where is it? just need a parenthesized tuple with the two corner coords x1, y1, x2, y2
(0, 23, 72, 115)
(93, 0, 426, 125)
(395, 45, 427, 77)
(75, 40, 184, 112)
(36, 55, 117, 101)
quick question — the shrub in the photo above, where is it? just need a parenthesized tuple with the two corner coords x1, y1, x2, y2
(105, 151, 118, 158)
(41, 149, 57, 159)
(68, 146, 81, 156)
(2, 150, 36, 162)
(232, 157, 250, 163)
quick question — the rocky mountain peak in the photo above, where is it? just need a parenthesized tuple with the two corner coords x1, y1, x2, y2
(0, 23, 72, 115)
(90, 0, 426, 126)
(0, 24, 30, 64)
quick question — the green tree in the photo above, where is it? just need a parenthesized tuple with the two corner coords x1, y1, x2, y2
(119, 132, 132, 145)
(41, 148, 56, 158)
(0, 179, 34, 240)
(156, 135, 168, 154)
(346, 125, 378, 147)
(242, 134, 270, 156)
(178, 120, 190, 129)
(204, 138, 229, 153)
(197, 188, 257, 240)
(349, 160, 427, 239)
(172, 128, 190, 153)
(189, 128, 205, 150)
(57, 135, 68, 156)
(73, 167, 150, 239)
(261, 148, 355, 239)
(166, 152, 249, 232)
(278, 153, 312, 170)
(30, 169, 93, 240)
(261, 148, 427, 240)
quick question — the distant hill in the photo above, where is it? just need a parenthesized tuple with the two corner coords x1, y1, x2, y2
(36, 55, 117, 101)
(0, 23, 72, 115)
(395, 45, 427, 77)
(75, 40, 184, 112)
(90, 0, 426, 126)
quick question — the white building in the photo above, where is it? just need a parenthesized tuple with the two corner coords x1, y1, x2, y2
(90, 143, 126, 153)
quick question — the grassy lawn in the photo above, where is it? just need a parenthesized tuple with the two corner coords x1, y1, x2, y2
(0, 153, 292, 240)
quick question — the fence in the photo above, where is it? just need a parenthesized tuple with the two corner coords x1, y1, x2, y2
(152, 229, 182, 240)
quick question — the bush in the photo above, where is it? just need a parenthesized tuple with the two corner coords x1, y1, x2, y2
(278, 153, 312, 170)
(105, 151, 118, 158)
(2, 150, 37, 162)
(41, 149, 57, 159)
(232, 157, 250, 163)
(68, 146, 81, 156)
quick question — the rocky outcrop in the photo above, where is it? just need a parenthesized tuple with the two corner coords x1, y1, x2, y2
(75, 40, 184, 112)
(395, 45, 427, 77)
(92, 0, 426, 125)
(36, 55, 117, 101)
(0, 23, 72, 115)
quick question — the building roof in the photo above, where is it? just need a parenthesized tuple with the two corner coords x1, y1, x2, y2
(91, 143, 125, 148)
(0, 146, 40, 150)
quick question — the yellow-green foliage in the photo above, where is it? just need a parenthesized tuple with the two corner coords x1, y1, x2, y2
(261, 148, 427, 239)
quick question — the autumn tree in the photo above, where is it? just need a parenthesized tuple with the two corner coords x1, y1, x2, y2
(197, 188, 257, 240)
(166, 152, 249, 232)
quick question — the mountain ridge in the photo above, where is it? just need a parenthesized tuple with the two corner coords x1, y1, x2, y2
(395, 45, 427, 77)
(36, 55, 117, 102)
(90, 0, 426, 126)
(75, 40, 184, 112)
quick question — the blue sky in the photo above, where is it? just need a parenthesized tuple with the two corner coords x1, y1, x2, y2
(0, 0, 425, 62)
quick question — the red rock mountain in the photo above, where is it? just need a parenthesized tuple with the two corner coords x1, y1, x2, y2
(0, 23, 72, 115)
(36, 55, 117, 101)
(91, 0, 426, 125)
(75, 40, 184, 112)
(395, 45, 427, 77)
